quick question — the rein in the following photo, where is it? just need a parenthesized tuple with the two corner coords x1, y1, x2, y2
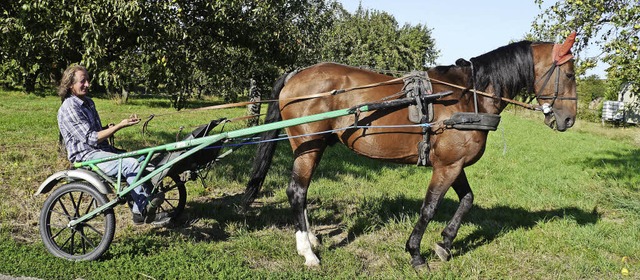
(143, 54, 575, 136)
(427, 77, 542, 111)
(431, 60, 577, 114)
(188, 77, 406, 111)
(210, 122, 433, 150)
(140, 77, 405, 135)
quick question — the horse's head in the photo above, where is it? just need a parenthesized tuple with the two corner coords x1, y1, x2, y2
(531, 32, 578, 132)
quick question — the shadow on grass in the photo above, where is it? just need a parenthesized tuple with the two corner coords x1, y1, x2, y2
(125, 190, 598, 262)
(109, 134, 408, 254)
(449, 202, 599, 258)
(112, 135, 598, 260)
(142, 193, 292, 243)
(293, 194, 600, 257)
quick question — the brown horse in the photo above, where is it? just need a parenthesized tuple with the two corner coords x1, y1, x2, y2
(243, 33, 577, 269)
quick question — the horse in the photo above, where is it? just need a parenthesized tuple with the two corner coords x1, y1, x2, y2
(242, 32, 577, 269)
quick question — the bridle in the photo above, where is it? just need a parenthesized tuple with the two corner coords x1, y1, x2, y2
(534, 60, 578, 115)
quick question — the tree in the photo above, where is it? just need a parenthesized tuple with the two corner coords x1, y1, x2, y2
(575, 74, 607, 121)
(0, 0, 76, 92)
(319, 5, 439, 72)
(578, 74, 607, 102)
(533, 0, 639, 94)
(184, 0, 339, 101)
(0, 0, 148, 95)
(0, 0, 437, 104)
(0, 0, 338, 100)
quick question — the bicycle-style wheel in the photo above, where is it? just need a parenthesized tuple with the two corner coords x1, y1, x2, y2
(39, 182, 115, 261)
(156, 176, 187, 218)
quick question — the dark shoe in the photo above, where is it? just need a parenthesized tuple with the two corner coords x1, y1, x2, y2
(132, 212, 171, 227)
(147, 193, 165, 212)
(132, 192, 169, 226)
(132, 213, 145, 225)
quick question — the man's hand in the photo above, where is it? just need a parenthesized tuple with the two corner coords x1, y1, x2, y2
(118, 114, 141, 127)
(98, 114, 141, 144)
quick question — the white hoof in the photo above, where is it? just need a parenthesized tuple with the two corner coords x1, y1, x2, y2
(296, 231, 320, 266)
(308, 232, 320, 248)
(304, 255, 320, 267)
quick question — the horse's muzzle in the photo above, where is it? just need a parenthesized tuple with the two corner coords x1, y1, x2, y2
(545, 113, 575, 132)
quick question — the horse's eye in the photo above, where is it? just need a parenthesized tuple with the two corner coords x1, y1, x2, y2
(566, 73, 575, 80)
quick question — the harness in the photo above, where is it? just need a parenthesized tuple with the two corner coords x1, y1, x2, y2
(400, 53, 576, 166)
(535, 62, 577, 115)
(140, 44, 576, 168)
(402, 72, 434, 166)
(401, 71, 502, 166)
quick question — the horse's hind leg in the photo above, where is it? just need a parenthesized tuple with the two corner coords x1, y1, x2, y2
(287, 146, 325, 267)
(406, 164, 462, 268)
(435, 169, 474, 261)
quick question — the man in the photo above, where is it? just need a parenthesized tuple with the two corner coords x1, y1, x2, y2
(57, 64, 170, 226)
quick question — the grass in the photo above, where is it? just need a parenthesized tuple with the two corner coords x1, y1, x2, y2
(0, 90, 639, 279)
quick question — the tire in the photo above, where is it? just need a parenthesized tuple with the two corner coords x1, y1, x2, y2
(39, 182, 115, 261)
(157, 176, 187, 219)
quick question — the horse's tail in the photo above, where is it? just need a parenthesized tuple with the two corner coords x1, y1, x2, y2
(241, 72, 288, 209)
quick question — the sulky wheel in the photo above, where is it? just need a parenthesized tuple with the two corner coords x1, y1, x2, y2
(156, 175, 187, 219)
(39, 182, 115, 261)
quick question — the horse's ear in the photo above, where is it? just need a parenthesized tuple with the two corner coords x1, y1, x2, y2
(455, 58, 471, 67)
(553, 31, 577, 65)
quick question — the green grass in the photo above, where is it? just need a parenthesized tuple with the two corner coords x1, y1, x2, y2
(0, 90, 639, 279)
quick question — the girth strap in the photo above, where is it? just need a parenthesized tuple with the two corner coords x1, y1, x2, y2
(402, 71, 434, 166)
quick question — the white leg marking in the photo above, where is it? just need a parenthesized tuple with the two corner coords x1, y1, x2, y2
(304, 210, 320, 248)
(296, 231, 320, 266)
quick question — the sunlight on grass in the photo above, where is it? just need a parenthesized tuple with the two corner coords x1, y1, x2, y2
(1, 92, 639, 279)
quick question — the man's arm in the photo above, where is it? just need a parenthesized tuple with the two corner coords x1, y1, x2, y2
(96, 115, 141, 143)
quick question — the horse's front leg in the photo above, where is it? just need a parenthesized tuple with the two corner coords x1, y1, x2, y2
(405, 164, 461, 269)
(434, 169, 474, 261)
(287, 150, 323, 267)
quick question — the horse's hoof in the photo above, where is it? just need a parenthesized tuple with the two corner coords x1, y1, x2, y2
(413, 263, 430, 274)
(410, 256, 427, 268)
(304, 257, 320, 267)
(434, 242, 451, 261)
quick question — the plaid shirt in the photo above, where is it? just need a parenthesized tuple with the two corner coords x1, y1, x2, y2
(58, 95, 113, 162)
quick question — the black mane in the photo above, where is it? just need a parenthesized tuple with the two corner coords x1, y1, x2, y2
(470, 41, 535, 98)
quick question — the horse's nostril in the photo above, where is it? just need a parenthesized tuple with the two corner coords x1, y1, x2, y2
(566, 118, 575, 128)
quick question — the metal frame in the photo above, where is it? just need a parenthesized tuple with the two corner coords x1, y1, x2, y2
(63, 105, 372, 227)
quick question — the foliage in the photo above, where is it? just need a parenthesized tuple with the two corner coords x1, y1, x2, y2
(576, 75, 607, 122)
(0, 0, 438, 104)
(533, 0, 639, 94)
(0, 0, 73, 91)
(578, 75, 606, 102)
(0, 0, 340, 101)
(319, 5, 439, 71)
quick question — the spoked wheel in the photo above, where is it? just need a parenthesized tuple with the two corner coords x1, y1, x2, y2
(156, 175, 187, 219)
(39, 182, 115, 261)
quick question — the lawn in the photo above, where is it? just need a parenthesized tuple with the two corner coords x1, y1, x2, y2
(0, 90, 638, 279)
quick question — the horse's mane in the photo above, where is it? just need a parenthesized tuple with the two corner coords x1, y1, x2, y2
(469, 41, 535, 98)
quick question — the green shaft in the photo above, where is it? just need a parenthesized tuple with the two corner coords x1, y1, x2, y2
(69, 105, 369, 226)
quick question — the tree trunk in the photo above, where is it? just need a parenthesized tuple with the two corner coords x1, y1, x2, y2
(121, 87, 129, 104)
(246, 78, 261, 126)
(23, 72, 38, 93)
